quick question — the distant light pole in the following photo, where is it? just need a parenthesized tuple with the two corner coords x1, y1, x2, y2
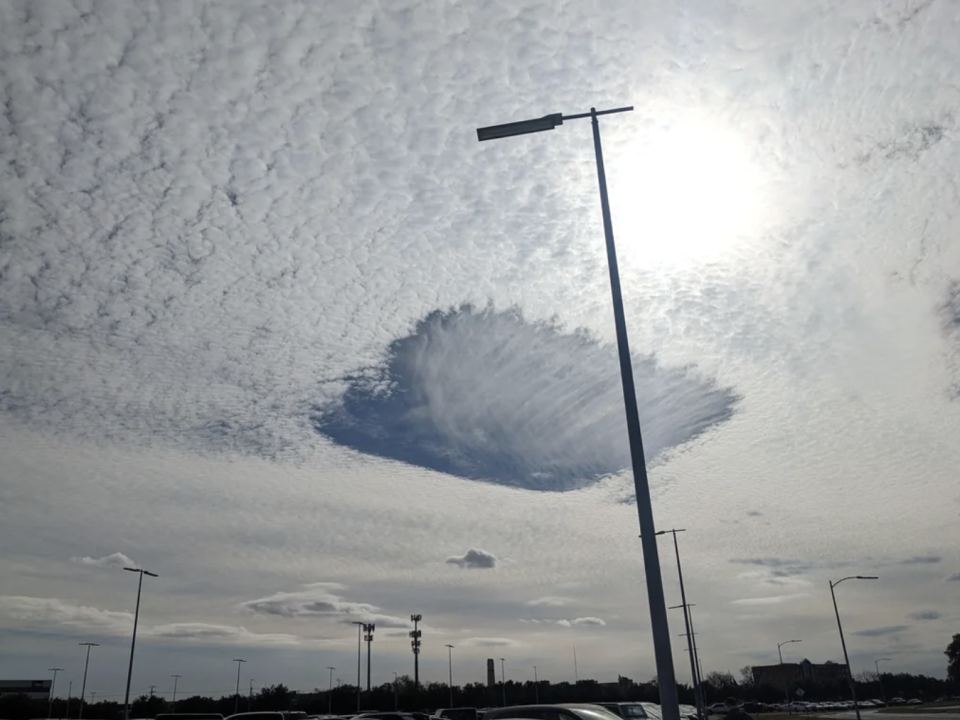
(352, 620, 364, 712)
(657, 528, 701, 720)
(445, 644, 455, 707)
(410, 614, 422, 702)
(233, 659, 246, 715)
(393, 672, 399, 711)
(830, 576, 879, 720)
(48, 667, 64, 719)
(500, 658, 507, 707)
(171, 675, 182, 712)
(364, 623, 376, 700)
(533, 666, 539, 704)
(248, 679, 254, 711)
(123, 566, 158, 720)
(327, 666, 336, 715)
(78, 642, 99, 720)
(778, 639, 802, 710)
(66, 681, 73, 720)
(875, 658, 891, 705)
(477, 104, 679, 720)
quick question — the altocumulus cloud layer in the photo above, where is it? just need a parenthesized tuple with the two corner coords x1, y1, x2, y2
(314, 306, 737, 490)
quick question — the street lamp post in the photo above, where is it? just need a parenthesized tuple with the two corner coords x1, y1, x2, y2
(658, 529, 701, 720)
(78, 642, 99, 720)
(477, 105, 680, 720)
(327, 666, 336, 715)
(500, 658, 506, 707)
(410, 614, 422, 704)
(778, 639, 802, 710)
(123, 567, 158, 720)
(352, 621, 364, 712)
(48, 667, 64, 719)
(233, 659, 246, 715)
(445, 645, 455, 707)
(875, 658, 891, 705)
(830, 576, 879, 720)
(364, 623, 376, 700)
(171, 675, 181, 712)
(533, 666, 539, 704)
(249, 679, 254, 712)
(393, 672, 399, 711)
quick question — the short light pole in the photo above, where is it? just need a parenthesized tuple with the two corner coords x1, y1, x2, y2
(500, 658, 507, 707)
(533, 666, 539, 704)
(830, 575, 879, 720)
(123, 566, 158, 720)
(171, 675, 181, 712)
(352, 620, 364, 712)
(327, 666, 336, 715)
(446, 644, 455, 707)
(875, 658, 891, 705)
(78, 642, 99, 720)
(233, 659, 246, 715)
(778, 639, 802, 710)
(48, 667, 64, 719)
(477, 105, 680, 720)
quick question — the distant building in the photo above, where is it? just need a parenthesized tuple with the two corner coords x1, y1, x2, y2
(0, 679, 52, 700)
(752, 659, 849, 688)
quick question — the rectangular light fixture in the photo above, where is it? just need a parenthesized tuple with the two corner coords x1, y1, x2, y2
(476, 113, 563, 141)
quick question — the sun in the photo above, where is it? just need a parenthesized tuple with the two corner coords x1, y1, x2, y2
(611, 118, 765, 267)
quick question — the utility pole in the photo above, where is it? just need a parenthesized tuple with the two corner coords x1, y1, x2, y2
(410, 614, 422, 705)
(48, 668, 64, 719)
(364, 623, 376, 698)
(446, 645, 455, 707)
(148, 686, 156, 698)
(171, 675, 181, 712)
(233, 659, 246, 715)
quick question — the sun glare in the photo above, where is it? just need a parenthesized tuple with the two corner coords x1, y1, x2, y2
(613, 119, 765, 267)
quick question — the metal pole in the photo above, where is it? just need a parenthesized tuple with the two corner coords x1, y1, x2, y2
(394, 672, 399, 711)
(328, 667, 335, 715)
(830, 581, 861, 720)
(501, 658, 506, 707)
(171, 675, 181, 712)
(233, 659, 246, 715)
(590, 106, 679, 720)
(446, 645, 454, 707)
(67, 681, 73, 720)
(666, 530, 699, 719)
(123, 568, 156, 720)
(688, 608, 704, 715)
(249, 679, 254, 711)
(48, 668, 64, 719)
(78, 643, 98, 720)
(354, 622, 363, 712)
(534, 666, 539, 704)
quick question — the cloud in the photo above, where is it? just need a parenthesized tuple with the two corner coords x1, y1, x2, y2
(853, 625, 909, 637)
(446, 548, 498, 570)
(70, 552, 137, 569)
(907, 611, 940, 621)
(901, 555, 941, 565)
(557, 617, 606, 628)
(732, 594, 809, 606)
(0, 596, 299, 646)
(460, 637, 525, 648)
(313, 306, 738, 491)
(947, 573, 960, 582)
(527, 597, 571, 607)
(239, 583, 409, 627)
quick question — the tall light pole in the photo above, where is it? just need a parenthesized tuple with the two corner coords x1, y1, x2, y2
(778, 639, 802, 709)
(78, 642, 99, 720)
(171, 675, 181, 712)
(533, 666, 539, 704)
(658, 528, 700, 720)
(875, 658, 891, 705)
(123, 566, 158, 720)
(687, 606, 704, 711)
(500, 658, 506, 707)
(48, 667, 64, 719)
(410, 614, 422, 703)
(352, 620, 364, 712)
(477, 106, 680, 720)
(327, 666, 336, 715)
(445, 645, 455, 707)
(233, 659, 246, 715)
(830, 575, 879, 720)
(365, 623, 376, 696)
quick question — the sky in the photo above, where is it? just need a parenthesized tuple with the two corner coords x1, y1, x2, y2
(1, 0, 959, 703)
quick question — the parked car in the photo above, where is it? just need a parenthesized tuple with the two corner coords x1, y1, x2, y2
(483, 704, 625, 720)
(433, 709, 479, 720)
(595, 703, 662, 720)
(707, 704, 729, 716)
(157, 714, 224, 720)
